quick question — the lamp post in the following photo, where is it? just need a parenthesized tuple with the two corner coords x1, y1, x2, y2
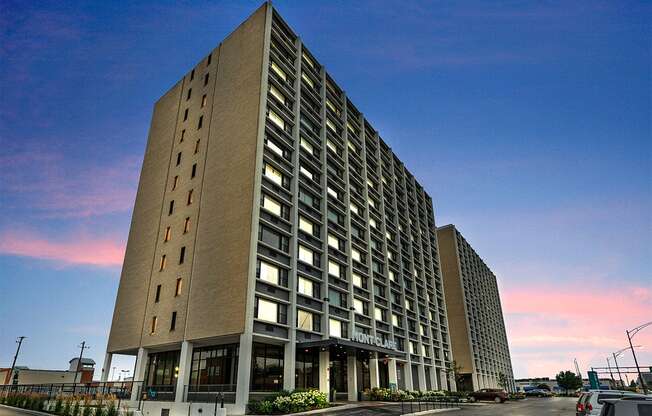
(626, 321, 651, 394)
(613, 345, 642, 389)
(606, 357, 615, 388)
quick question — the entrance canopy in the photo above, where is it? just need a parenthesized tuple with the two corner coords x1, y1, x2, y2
(297, 337, 405, 358)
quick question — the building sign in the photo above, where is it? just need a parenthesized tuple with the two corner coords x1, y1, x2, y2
(351, 332, 397, 350)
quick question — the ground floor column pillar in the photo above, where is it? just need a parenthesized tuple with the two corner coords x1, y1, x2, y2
(346, 353, 357, 401)
(234, 333, 253, 415)
(417, 364, 427, 392)
(319, 350, 330, 397)
(175, 341, 193, 402)
(404, 363, 414, 391)
(283, 341, 296, 392)
(388, 359, 398, 390)
(131, 347, 148, 401)
(472, 372, 479, 391)
(369, 354, 380, 389)
(100, 353, 113, 382)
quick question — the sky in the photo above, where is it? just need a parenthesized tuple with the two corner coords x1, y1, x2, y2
(0, 0, 650, 381)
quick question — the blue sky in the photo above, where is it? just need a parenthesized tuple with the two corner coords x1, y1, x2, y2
(0, 0, 650, 379)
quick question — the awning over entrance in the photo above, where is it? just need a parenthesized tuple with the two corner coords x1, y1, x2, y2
(296, 337, 405, 358)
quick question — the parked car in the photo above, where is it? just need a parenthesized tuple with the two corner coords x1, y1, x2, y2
(578, 390, 649, 415)
(468, 388, 508, 403)
(525, 389, 552, 397)
(599, 397, 652, 416)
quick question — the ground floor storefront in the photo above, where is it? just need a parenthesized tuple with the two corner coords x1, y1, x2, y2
(105, 334, 454, 415)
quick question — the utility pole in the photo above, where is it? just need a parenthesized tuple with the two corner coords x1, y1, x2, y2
(606, 357, 615, 387)
(574, 358, 582, 379)
(627, 327, 647, 394)
(75, 341, 90, 384)
(8, 336, 26, 385)
(612, 352, 624, 388)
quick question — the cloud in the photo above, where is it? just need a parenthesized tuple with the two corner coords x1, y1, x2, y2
(0, 230, 125, 267)
(0, 150, 139, 219)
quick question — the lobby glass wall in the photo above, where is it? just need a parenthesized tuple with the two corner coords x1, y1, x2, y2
(295, 349, 319, 389)
(143, 350, 180, 401)
(189, 344, 239, 387)
(251, 343, 284, 391)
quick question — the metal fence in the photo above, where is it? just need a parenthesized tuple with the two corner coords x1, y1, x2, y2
(183, 384, 236, 403)
(399, 396, 461, 415)
(0, 382, 141, 401)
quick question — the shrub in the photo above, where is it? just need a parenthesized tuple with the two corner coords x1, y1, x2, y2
(247, 389, 328, 414)
(82, 405, 94, 416)
(54, 397, 64, 414)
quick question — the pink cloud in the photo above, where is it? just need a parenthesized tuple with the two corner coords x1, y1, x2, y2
(0, 230, 125, 267)
(501, 280, 652, 378)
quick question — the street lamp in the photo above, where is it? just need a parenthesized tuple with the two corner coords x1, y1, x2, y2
(626, 321, 652, 394)
(120, 369, 130, 382)
(613, 345, 642, 389)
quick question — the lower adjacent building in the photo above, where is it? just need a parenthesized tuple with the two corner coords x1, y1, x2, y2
(437, 225, 515, 392)
(0, 358, 95, 385)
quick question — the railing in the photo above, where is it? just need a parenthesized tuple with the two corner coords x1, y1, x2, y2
(183, 384, 236, 403)
(0, 382, 142, 401)
(399, 396, 461, 415)
(138, 384, 176, 402)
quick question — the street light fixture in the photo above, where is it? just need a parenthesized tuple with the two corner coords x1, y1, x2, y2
(626, 321, 652, 394)
(613, 345, 642, 389)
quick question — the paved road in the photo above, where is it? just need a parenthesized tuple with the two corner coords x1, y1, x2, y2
(457, 397, 577, 416)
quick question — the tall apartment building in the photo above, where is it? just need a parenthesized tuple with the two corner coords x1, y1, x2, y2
(104, 3, 454, 414)
(436, 225, 515, 392)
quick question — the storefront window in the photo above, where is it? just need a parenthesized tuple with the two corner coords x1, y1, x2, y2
(295, 350, 319, 389)
(251, 343, 284, 391)
(144, 350, 180, 386)
(189, 344, 239, 387)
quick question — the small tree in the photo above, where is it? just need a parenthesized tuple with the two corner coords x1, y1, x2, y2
(445, 360, 465, 391)
(556, 370, 582, 395)
(498, 372, 509, 391)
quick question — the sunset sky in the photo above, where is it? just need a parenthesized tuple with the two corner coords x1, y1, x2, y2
(1, 0, 650, 380)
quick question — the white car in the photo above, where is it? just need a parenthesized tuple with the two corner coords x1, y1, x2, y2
(582, 390, 649, 415)
(599, 397, 652, 416)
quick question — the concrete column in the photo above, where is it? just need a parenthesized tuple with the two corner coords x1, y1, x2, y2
(175, 341, 193, 402)
(472, 373, 479, 391)
(346, 354, 357, 401)
(369, 355, 380, 389)
(131, 347, 148, 401)
(101, 353, 113, 382)
(319, 350, 330, 396)
(440, 369, 449, 392)
(283, 341, 296, 392)
(417, 365, 427, 392)
(234, 333, 253, 415)
(388, 359, 398, 390)
(429, 366, 438, 391)
(404, 363, 413, 391)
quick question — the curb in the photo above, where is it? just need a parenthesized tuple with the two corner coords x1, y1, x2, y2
(0, 404, 53, 416)
(402, 408, 460, 416)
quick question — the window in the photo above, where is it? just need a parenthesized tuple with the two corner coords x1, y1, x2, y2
(187, 88, 192, 100)
(327, 139, 338, 154)
(204, 73, 209, 86)
(190, 69, 195, 80)
(326, 119, 337, 133)
(150, 316, 157, 334)
(298, 245, 317, 266)
(327, 233, 340, 250)
(169, 200, 175, 215)
(190, 344, 239, 389)
(349, 203, 359, 215)
(201, 94, 207, 108)
(176, 152, 182, 166)
(298, 216, 317, 236)
(262, 194, 283, 217)
(374, 307, 385, 322)
(170, 311, 177, 331)
(269, 84, 285, 105)
(183, 108, 189, 121)
(187, 189, 193, 205)
(328, 260, 341, 278)
(374, 284, 385, 298)
(207, 53, 212, 65)
(175, 278, 182, 296)
(420, 324, 427, 336)
(265, 137, 285, 157)
(197, 115, 203, 129)
(180, 130, 186, 143)
(271, 61, 287, 81)
(159, 255, 167, 271)
(297, 309, 315, 331)
(353, 298, 367, 315)
(329, 318, 342, 338)
(351, 248, 361, 263)
(164, 226, 171, 242)
(369, 217, 377, 229)
(409, 341, 417, 355)
(259, 225, 289, 253)
(250, 343, 284, 392)
(184, 217, 191, 233)
(297, 276, 315, 298)
(327, 187, 338, 199)
(405, 299, 414, 311)
(300, 137, 314, 155)
(254, 297, 286, 324)
(194, 139, 200, 154)
(388, 270, 396, 282)
(263, 163, 283, 187)
(326, 99, 338, 115)
(179, 246, 186, 264)
(392, 313, 401, 327)
(172, 175, 179, 190)
(268, 109, 285, 130)
(155, 284, 161, 302)
(300, 165, 313, 181)
(301, 72, 314, 88)
(258, 260, 280, 285)
(352, 273, 367, 289)
(328, 288, 347, 308)
(191, 163, 197, 178)
(327, 208, 344, 226)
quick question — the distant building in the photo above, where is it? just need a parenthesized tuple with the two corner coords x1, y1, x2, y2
(436, 225, 515, 392)
(0, 358, 95, 385)
(514, 377, 614, 392)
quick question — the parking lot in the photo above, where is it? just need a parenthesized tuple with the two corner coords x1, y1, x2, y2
(457, 397, 577, 416)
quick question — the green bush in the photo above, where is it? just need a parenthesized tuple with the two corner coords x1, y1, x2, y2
(248, 389, 328, 414)
(54, 397, 63, 414)
(105, 402, 117, 416)
(82, 404, 94, 416)
(94, 405, 105, 416)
